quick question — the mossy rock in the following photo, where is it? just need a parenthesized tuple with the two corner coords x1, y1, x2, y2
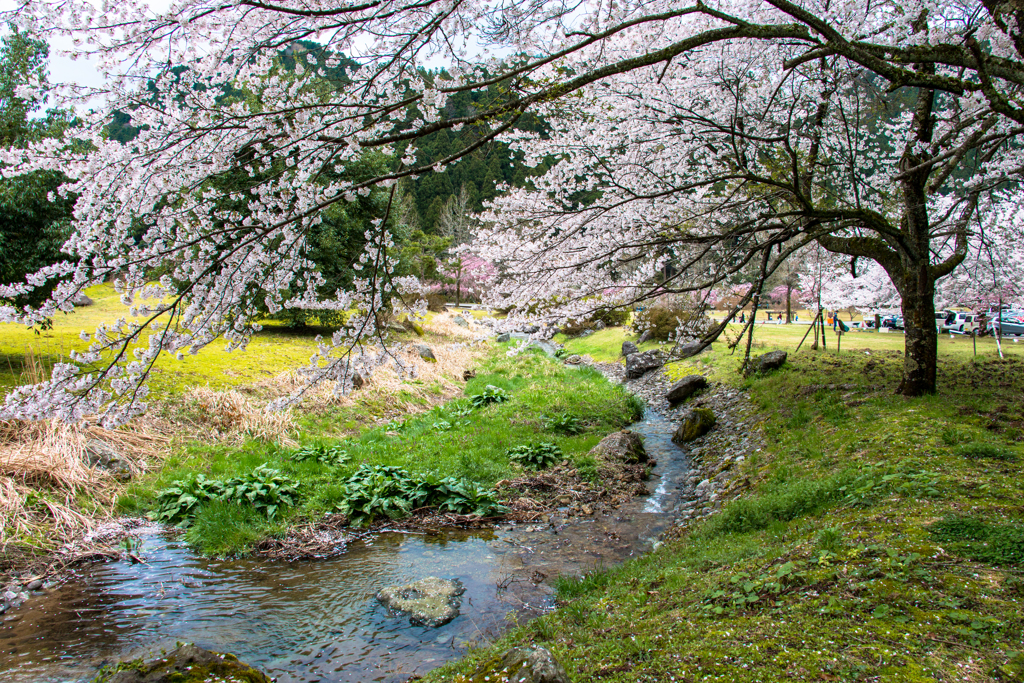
(460, 646, 571, 683)
(93, 643, 271, 683)
(588, 430, 647, 464)
(672, 407, 716, 443)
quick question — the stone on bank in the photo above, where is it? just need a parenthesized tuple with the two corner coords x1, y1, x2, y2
(94, 643, 271, 683)
(672, 407, 716, 443)
(462, 646, 572, 683)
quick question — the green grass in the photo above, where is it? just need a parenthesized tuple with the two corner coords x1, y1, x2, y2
(556, 321, 1024, 369)
(119, 348, 642, 555)
(424, 344, 1024, 683)
(0, 283, 472, 398)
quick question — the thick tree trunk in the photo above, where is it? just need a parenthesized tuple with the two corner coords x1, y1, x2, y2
(896, 268, 938, 396)
(786, 284, 792, 323)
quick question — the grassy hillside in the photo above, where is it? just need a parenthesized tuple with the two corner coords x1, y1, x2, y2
(425, 336, 1024, 682)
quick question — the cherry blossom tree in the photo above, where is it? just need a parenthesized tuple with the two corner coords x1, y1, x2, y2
(3, 0, 1024, 423)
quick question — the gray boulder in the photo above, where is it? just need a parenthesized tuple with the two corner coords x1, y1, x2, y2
(637, 330, 652, 343)
(745, 350, 788, 376)
(674, 341, 706, 358)
(521, 324, 540, 334)
(625, 349, 668, 379)
(452, 315, 470, 328)
(621, 340, 639, 357)
(666, 375, 708, 406)
(496, 332, 511, 343)
(101, 643, 271, 683)
(468, 647, 571, 683)
(85, 439, 131, 479)
(412, 344, 436, 362)
(672, 407, 717, 444)
(594, 320, 606, 330)
(73, 293, 94, 307)
(589, 430, 647, 463)
(377, 577, 465, 627)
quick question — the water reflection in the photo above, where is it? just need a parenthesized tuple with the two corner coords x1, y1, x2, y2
(0, 411, 691, 682)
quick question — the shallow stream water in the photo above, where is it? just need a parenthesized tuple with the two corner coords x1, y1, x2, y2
(0, 411, 691, 682)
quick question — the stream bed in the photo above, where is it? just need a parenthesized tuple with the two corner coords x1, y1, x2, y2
(0, 411, 692, 682)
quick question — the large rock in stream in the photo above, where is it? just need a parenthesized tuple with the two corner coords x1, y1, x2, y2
(377, 576, 465, 627)
(625, 349, 668, 379)
(96, 643, 271, 683)
(589, 430, 647, 463)
(672, 407, 717, 443)
(665, 375, 708, 406)
(467, 646, 572, 683)
(621, 340, 639, 357)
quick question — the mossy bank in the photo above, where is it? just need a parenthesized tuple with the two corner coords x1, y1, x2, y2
(118, 348, 643, 556)
(422, 342, 1024, 682)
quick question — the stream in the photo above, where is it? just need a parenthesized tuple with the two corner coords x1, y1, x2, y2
(0, 411, 692, 682)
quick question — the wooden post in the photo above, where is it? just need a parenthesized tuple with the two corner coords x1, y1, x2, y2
(795, 311, 819, 353)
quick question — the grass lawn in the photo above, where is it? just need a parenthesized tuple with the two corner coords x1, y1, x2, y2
(424, 339, 1024, 682)
(0, 283, 493, 398)
(558, 320, 1024, 366)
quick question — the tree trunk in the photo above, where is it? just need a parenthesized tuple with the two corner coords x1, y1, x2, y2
(786, 284, 792, 323)
(895, 267, 938, 396)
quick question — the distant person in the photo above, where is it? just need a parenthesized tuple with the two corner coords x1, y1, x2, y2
(767, 311, 772, 320)
(794, 313, 799, 322)
(739, 312, 745, 324)
(832, 312, 839, 330)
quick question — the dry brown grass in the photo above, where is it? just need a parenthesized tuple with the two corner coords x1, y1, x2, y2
(425, 312, 484, 340)
(178, 387, 298, 445)
(0, 419, 168, 548)
(245, 340, 485, 421)
(0, 338, 486, 572)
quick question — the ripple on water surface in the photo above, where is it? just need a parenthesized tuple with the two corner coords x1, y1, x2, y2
(0, 410, 691, 682)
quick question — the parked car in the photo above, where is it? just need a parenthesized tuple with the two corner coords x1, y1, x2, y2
(988, 313, 1024, 337)
(881, 315, 904, 330)
(942, 311, 979, 334)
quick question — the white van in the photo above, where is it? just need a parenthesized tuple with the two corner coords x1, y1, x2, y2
(942, 311, 978, 334)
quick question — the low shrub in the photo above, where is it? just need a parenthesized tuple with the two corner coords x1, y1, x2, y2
(561, 307, 630, 336)
(631, 299, 711, 341)
(338, 464, 506, 526)
(544, 413, 584, 435)
(470, 384, 509, 408)
(289, 443, 351, 467)
(508, 442, 563, 470)
(150, 465, 300, 526)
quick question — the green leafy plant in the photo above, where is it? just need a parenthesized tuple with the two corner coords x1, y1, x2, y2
(149, 465, 299, 526)
(508, 442, 562, 470)
(337, 464, 506, 526)
(289, 443, 351, 467)
(470, 384, 509, 407)
(544, 412, 584, 435)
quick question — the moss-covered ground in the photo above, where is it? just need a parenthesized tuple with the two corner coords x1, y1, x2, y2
(0, 283, 485, 397)
(423, 329, 1024, 682)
